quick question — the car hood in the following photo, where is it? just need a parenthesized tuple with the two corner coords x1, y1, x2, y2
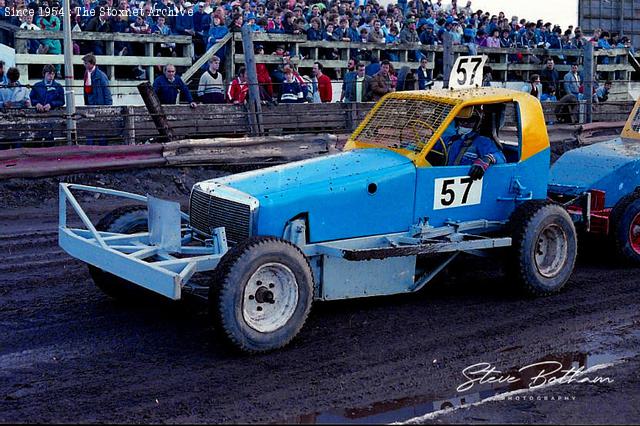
(195, 148, 414, 198)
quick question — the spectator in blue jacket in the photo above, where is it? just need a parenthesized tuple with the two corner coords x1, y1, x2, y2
(193, 2, 209, 35)
(278, 64, 304, 103)
(365, 56, 381, 77)
(499, 29, 513, 48)
(30, 64, 65, 112)
(563, 64, 582, 98)
(82, 54, 112, 106)
(333, 18, 349, 41)
(175, 2, 196, 36)
(153, 64, 197, 107)
(420, 24, 438, 46)
(307, 17, 324, 40)
(596, 81, 612, 103)
(597, 31, 614, 64)
(207, 15, 229, 48)
(385, 26, 400, 62)
(245, 13, 262, 32)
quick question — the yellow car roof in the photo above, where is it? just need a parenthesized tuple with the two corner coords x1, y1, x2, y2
(347, 88, 549, 166)
(385, 87, 534, 104)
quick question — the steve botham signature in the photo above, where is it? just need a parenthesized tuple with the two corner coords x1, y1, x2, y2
(457, 361, 614, 392)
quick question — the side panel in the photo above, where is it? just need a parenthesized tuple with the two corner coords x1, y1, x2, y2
(413, 149, 549, 226)
(320, 255, 416, 300)
(550, 139, 640, 207)
(583, 161, 640, 208)
(255, 163, 417, 243)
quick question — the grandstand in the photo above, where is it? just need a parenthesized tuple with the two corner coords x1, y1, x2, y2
(0, 0, 638, 106)
(0, 0, 636, 103)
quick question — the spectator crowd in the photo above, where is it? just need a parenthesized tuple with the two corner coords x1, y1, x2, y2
(0, 0, 632, 109)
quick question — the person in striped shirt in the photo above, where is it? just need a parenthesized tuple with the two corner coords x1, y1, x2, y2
(198, 56, 225, 104)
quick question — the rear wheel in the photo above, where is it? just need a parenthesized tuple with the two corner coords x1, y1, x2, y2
(507, 201, 578, 296)
(88, 206, 153, 301)
(210, 237, 314, 353)
(610, 189, 640, 265)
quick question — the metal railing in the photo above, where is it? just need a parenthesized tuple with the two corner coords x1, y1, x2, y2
(229, 33, 637, 84)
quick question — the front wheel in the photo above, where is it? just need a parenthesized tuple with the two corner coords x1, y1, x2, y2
(88, 205, 153, 301)
(507, 201, 578, 296)
(209, 237, 314, 353)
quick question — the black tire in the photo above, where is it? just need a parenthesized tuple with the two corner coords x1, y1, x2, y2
(209, 236, 314, 353)
(507, 201, 578, 296)
(609, 188, 640, 265)
(88, 205, 152, 301)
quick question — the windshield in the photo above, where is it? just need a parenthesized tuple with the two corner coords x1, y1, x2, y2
(351, 97, 455, 153)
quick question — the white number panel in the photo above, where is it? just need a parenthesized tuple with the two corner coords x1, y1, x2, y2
(449, 55, 488, 89)
(433, 176, 483, 210)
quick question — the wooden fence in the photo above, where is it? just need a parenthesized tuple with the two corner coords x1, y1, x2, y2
(0, 102, 372, 147)
(0, 101, 633, 148)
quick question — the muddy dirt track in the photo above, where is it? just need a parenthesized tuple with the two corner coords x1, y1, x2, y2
(0, 167, 639, 424)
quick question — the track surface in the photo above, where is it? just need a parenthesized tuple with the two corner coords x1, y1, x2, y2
(1, 168, 639, 424)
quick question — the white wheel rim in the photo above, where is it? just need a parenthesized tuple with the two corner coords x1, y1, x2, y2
(534, 224, 568, 278)
(242, 262, 299, 333)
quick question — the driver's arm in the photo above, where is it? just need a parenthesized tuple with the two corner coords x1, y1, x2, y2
(468, 136, 506, 180)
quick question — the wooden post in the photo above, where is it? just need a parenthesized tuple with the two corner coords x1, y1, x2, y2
(105, 41, 115, 79)
(145, 42, 154, 82)
(442, 32, 454, 89)
(226, 33, 236, 85)
(241, 25, 263, 136)
(137, 82, 175, 142)
(122, 106, 136, 144)
(15, 35, 28, 54)
(186, 39, 195, 61)
(584, 42, 595, 124)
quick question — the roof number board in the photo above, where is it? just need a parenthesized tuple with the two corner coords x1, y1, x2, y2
(450, 55, 488, 90)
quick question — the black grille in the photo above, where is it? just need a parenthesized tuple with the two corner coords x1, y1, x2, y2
(189, 189, 251, 244)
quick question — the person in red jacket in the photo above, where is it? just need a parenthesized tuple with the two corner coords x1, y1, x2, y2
(227, 66, 249, 104)
(254, 44, 274, 101)
(311, 62, 332, 103)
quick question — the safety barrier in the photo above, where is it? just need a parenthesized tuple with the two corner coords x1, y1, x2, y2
(0, 100, 633, 148)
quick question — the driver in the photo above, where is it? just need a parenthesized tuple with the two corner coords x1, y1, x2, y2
(445, 105, 506, 180)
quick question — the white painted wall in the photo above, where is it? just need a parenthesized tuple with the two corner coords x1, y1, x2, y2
(0, 43, 16, 67)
